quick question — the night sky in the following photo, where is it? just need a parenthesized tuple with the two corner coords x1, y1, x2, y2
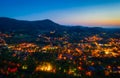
(0, 0, 120, 27)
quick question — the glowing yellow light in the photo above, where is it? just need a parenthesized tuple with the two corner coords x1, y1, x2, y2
(105, 51, 109, 54)
(47, 65, 52, 71)
(35, 62, 53, 72)
(22, 65, 28, 70)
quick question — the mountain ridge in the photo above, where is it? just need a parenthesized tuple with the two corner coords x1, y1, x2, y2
(0, 17, 120, 33)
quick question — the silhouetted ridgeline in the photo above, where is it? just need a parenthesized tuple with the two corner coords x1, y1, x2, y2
(0, 17, 120, 33)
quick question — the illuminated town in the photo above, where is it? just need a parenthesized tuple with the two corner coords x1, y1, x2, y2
(0, 27, 120, 78)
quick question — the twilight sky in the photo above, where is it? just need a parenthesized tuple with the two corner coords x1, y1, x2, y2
(0, 0, 120, 27)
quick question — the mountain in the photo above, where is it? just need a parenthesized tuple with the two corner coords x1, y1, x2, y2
(0, 17, 119, 33)
(0, 17, 65, 31)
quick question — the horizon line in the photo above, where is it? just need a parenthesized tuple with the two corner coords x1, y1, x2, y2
(0, 16, 120, 28)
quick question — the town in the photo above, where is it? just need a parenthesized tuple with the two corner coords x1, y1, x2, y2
(0, 30, 120, 78)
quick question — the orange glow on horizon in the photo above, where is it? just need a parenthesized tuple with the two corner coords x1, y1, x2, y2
(65, 20, 120, 27)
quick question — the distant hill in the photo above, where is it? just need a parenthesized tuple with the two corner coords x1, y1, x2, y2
(0, 17, 120, 33)
(0, 17, 64, 31)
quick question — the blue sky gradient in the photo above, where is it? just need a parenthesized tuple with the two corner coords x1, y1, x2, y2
(0, 0, 120, 27)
